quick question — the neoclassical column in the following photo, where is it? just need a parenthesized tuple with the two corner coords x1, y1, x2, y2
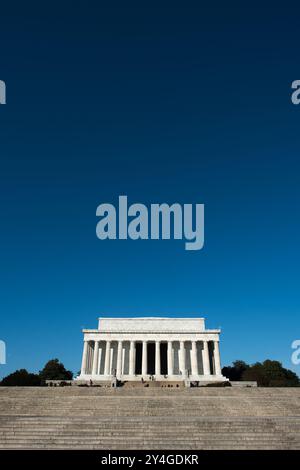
(214, 341, 222, 375)
(92, 340, 100, 376)
(116, 341, 123, 378)
(104, 341, 111, 376)
(129, 341, 135, 376)
(179, 341, 186, 376)
(80, 340, 88, 375)
(191, 341, 198, 376)
(167, 341, 173, 376)
(87, 341, 93, 374)
(155, 341, 161, 376)
(203, 340, 211, 375)
(142, 341, 147, 376)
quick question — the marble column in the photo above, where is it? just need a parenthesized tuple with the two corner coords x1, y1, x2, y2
(81, 340, 88, 375)
(191, 341, 198, 376)
(214, 341, 222, 375)
(203, 340, 211, 375)
(87, 342, 92, 374)
(155, 341, 161, 376)
(104, 341, 111, 376)
(142, 341, 147, 376)
(167, 341, 173, 376)
(129, 341, 135, 376)
(116, 341, 123, 378)
(92, 340, 100, 376)
(179, 341, 185, 376)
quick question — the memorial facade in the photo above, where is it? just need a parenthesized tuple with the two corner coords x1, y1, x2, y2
(77, 317, 227, 383)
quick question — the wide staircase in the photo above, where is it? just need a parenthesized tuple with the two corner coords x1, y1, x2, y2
(0, 386, 299, 449)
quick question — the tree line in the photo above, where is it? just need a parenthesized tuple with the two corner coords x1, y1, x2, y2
(221, 360, 299, 387)
(0, 359, 73, 386)
(0, 358, 299, 386)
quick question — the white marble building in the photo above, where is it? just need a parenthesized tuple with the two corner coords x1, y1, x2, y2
(77, 317, 227, 383)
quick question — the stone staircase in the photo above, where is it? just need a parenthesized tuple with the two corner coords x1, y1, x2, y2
(0, 387, 299, 449)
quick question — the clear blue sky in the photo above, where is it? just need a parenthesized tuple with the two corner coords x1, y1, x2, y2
(1, 3, 300, 378)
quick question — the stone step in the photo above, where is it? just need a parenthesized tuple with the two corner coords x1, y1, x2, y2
(1, 417, 299, 423)
(0, 434, 297, 440)
(1, 416, 298, 422)
(0, 435, 294, 441)
(0, 387, 299, 396)
(0, 387, 299, 449)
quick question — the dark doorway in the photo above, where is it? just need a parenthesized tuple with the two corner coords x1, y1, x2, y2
(147, 343, 155, 374)
(135, 343, 142, 374)
(160, 343, 168, 375)
(208, 341, 215, 374)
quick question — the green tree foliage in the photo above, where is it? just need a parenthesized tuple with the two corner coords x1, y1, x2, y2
(242, 360, 300, 387)
(222, 360, 300, 386)
(0, 369, 41, 386)
(222, 360, 249, 381)
(39, 359, 73, 383)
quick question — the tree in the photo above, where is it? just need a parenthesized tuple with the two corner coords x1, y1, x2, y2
(39, 359, 73, 383)
(242, 360, 300, 387)
(222, 360, 249, 381)
(0, 369, 41, 386)
(223, 359, 300, 386)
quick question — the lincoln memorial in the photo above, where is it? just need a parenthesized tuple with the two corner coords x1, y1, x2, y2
(77, 317, 228, 384)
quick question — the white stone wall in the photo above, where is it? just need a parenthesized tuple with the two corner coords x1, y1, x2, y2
(98, 317, 205, 332)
